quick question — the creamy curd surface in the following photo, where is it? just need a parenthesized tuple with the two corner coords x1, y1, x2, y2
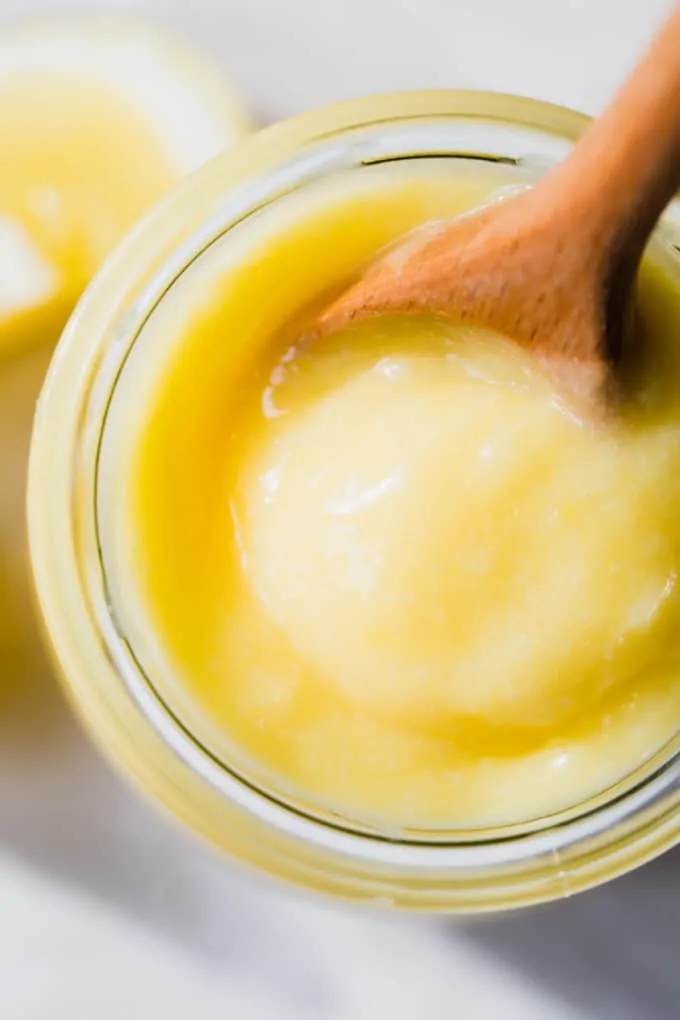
(99, 159, 680, 829)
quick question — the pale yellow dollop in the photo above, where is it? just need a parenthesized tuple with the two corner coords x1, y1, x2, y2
(238, 321, 680, 740)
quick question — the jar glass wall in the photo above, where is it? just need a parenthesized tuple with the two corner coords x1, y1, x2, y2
(28, 91, 680, 911)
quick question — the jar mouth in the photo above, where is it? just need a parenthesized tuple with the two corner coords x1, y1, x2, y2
(30, 90, 680, 909)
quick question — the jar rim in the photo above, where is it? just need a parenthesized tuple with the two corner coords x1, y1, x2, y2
(28, 89, 680, 910)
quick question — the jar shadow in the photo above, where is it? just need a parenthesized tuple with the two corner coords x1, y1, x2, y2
(0, 339, 101, 866)
(0, 348, 294, 974)
(459, 848, 680, 1020)
(0, 342, 73, 749)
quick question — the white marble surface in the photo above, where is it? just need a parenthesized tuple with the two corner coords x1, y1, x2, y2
(3, 0, 680, 1017)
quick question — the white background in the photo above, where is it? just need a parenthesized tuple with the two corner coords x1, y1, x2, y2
(2, 1, 680, 1017)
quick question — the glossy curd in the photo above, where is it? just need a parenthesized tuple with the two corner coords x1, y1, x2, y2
(99, 158, 680, 829)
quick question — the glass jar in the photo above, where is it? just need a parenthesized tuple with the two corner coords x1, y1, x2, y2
(28, 91, 680, 911)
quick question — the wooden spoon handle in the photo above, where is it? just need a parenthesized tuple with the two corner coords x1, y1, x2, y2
(317, 3, 680, 383)
(542, 2, 680, 258)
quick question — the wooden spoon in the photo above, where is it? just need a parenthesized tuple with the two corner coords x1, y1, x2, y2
(317, 4, 680, 403)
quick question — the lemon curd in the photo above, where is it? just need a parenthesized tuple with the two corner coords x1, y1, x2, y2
(96, 155, 680, 831)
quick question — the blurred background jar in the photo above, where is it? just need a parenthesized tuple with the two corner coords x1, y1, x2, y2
(0, 10, 251, 747)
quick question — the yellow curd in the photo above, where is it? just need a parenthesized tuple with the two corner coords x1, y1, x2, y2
(98, 156, 680, 831)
